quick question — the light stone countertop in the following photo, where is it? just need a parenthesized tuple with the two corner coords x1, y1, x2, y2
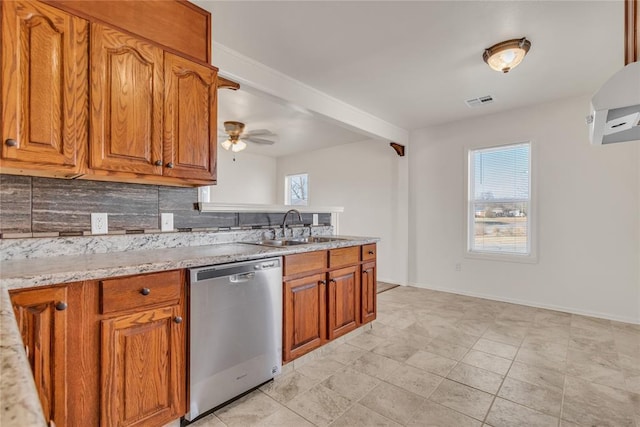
(0, 236, 378, 426)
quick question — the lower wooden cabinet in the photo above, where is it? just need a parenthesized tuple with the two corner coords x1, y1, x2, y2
(10, 284, 70, 427)
(283, 273, 326, 362)
(101, 305, 185, 427)
(327, 266, 360, 340)
(361, 261, 377, 324)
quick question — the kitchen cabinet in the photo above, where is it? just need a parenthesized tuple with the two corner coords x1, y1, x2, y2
(282, 244, 376, 363)
(10, 284, 70, 427)
(1, 0, 88, 177)
(100, 270, 186, 427)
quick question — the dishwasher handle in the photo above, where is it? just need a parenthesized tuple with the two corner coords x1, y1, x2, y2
(229, 272, 256, 283)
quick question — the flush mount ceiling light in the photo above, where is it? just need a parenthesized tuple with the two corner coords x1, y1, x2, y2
(483, 37, 531, 73)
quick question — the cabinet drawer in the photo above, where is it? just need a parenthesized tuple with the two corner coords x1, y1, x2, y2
(284, 251, 327, 277)
(329, 246, 360, 268)
(100, 270, 182, 314)
(362, 244, 377, 261)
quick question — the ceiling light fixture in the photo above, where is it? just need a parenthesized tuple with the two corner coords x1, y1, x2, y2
(483, 37, 531, 73)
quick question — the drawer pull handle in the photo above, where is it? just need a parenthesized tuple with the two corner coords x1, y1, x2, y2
(55, 301, 67, 311)
(368, 250, 374, 255)
(140, 288, 151, 296)
(174, 316, 183, 324)
(154, 160, 163, 166)
(166, 162, 174, 169)
(5, 138, 18, 147)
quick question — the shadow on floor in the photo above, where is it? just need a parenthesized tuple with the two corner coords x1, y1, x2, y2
(376, 281, 399, 294)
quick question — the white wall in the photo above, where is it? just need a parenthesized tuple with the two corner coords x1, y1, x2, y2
(409, 95, 640, 324)
(208, 147, 277, 204)
(277, 139, 409, 285)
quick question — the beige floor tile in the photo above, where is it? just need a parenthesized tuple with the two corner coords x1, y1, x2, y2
(407, 400, 481, 427)
(562, 376, 636, 427)
(285, 384, 352, 427)
(423, 337, 470, 360)
(321, 366, 380, 401)
(461, 350, 512, 375)
(347, 331, 389, 351)
(254, 407, 314, 427)
(330, 403, 401, 427)
(377, 313, 417, 329)
(214, 390, 284, 427)
(497, 377, 562, 417)
(507, 361, 564, 391)
(372, 339, 422, 362)
(453, 318, 492, 337)
(486, 397, 558, 427)
(534, 309, 572, 326)
(515, 347, 567, 372)
(472, 338, 518, 360)
(385, 363, 444, 398)
(295, 356, 345, 382)
(566, 347, 627, 390)
(447, 362, 504, 394)
(189, 413, 226, 427)
(436, 327, 480, 347)
(429, 378, 494, 421)
(359, 381, 426, 425)
(405, 350, 457, 377)
(260, 371, 318, 404)
(325, 343, 367, 365)
(350, 351, 403, 380)
(482, 323, 527, 347)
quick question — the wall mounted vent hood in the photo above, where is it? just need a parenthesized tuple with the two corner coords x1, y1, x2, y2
(588, 61, 640, 145)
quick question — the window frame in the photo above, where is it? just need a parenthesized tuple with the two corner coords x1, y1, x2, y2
(284, 173, 309, 206)
(464, 140, 537, 263)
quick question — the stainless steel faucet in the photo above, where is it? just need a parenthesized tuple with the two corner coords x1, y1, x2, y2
(282, 209, 302, 237)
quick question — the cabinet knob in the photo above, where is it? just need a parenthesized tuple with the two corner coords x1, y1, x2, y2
(363, 270, 368, 275)
(55, 301, 67, 311)
(166, 162, 174, 169)
(154, 160, 163, 166)
(140, 288, 151, 296)
(5, 139, 17, 147)
(320, 280, 326, 285)
(368, 250, 374, 255)
(329, 279, 336, 284)
(174, 316, 183, 324)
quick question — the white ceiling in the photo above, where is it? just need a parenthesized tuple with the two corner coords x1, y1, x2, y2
(203, 1, 624, 156)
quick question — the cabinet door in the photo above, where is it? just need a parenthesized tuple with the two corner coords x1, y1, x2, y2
(327, 265, 360, 340)
(361, 261, 377, 324)
(163, 53, 217, 181)
(1, 0, 87, 172)
(101, 305, 185, 427)
(10, 285, 68, 426)
(283, 273, 326, 362)
(90, 23, 164, 175)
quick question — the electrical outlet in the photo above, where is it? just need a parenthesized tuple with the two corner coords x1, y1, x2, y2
(312, 214, 318, 226)
(91, 213, 108, 235)
(161, 213, 174, 232)
(455, 263, 462, 272)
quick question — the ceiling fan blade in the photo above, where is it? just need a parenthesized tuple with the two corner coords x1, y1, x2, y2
(244, 137, 275, 145)
(244, 129, 276, 137)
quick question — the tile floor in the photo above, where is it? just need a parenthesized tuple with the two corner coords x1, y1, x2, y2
(190, 286, 640, 427)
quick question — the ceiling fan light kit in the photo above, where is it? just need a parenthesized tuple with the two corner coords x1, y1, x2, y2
(483, 37, 531, 73)
(220, 120, 276, 153)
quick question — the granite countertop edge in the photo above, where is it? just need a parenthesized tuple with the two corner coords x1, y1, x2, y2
(0, 236, 379, 426)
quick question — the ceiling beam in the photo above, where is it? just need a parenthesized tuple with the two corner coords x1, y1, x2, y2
(212, 42, 409, 145)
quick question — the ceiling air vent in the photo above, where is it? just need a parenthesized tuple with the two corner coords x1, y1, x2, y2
(465, 95, 495, 108)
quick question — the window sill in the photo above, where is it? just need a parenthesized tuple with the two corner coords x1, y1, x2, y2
(465, 250, 538, 264)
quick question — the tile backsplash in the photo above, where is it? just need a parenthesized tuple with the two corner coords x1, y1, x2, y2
(0, 175, 330, 236)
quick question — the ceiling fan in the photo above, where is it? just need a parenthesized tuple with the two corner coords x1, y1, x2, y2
(219, 121, 276, 153)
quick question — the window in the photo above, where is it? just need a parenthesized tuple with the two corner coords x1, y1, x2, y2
(468, 142, 532, 257)
(285, 173, 308, 206)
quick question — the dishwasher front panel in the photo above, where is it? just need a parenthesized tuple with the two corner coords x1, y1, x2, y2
(186, 258, 282, 422)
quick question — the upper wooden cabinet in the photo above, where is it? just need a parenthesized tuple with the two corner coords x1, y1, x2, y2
(625, 0, 639, 64)
(164, 53, 217, 181)
(90, 23, 164, 176)
(0, 0, 88, 176)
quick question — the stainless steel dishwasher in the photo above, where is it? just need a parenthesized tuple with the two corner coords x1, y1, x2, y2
(186, 257, 282, 422)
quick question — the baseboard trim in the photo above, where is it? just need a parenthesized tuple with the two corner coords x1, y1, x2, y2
(408, 282, 640, 326)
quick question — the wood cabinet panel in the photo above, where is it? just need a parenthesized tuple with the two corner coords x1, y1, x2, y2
(361, 261, 377, 324)
(327, 265, 360, 340)
(90, 23, 164, 175)
(101, 304, 185, 427)
(10, 285, 69, 426)
(362, 243, 377, 261)
(283, 273, 326, 362)
(1, 0, 87, 174)
(329, 246, 360, 268)
(100, 269, 182, 314)
(625, 0, 639, 64)
(163, 53, 217, 181)
(283, 251, 327, 277)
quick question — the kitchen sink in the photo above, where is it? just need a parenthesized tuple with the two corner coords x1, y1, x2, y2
(248, 236, 346, 247)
